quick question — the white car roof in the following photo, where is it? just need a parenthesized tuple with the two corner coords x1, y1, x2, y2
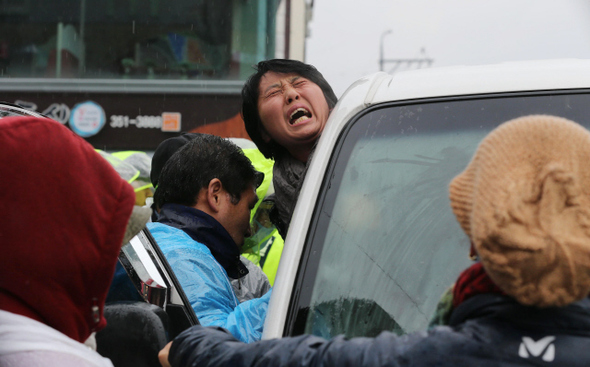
(343, 59, 590, 106)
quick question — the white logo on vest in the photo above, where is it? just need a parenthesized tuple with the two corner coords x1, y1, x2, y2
(518, 336, 555, 362)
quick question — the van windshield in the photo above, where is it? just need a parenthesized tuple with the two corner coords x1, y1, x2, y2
(293, 91, 590, 339)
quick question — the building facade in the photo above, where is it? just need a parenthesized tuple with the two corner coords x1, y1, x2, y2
(0, 0, 310, 149)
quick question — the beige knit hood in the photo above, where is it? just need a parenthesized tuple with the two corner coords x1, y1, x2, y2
(449, 115, 590, 307)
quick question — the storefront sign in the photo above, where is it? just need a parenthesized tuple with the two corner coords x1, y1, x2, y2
(69, 101, 106, 137)
(162, 112, 181, 132)
(8, 91, 241, 150)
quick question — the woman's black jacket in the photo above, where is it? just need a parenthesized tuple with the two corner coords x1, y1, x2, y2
(169, 294, 590, 367)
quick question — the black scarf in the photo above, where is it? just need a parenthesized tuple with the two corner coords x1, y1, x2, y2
(272, 146, 316, 237)
(157, 203, 248, 279)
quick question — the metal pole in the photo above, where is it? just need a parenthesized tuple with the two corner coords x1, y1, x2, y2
(257, 0, 267, 62)
(285, 0, 291, 59)
(379, 29, 392, 71)
(56, 22, 63, 78)
(79, 0, 86, 77)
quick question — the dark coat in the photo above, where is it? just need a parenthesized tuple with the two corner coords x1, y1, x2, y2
(169, 294, 590, 366)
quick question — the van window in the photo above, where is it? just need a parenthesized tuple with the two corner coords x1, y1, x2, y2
(289, 92, 590, 339)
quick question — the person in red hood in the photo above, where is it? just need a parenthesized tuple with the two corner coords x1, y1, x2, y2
(0, 115, 151, 366)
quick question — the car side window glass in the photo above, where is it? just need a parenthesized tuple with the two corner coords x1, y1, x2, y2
(294, 92, 590, 339)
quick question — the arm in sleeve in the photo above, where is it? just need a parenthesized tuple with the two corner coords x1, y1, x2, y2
(166, 247, 272, 343)
(167, 325, 444, 367)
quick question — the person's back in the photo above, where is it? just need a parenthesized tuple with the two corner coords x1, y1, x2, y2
(0, 116, 150, 366)
(111, 150, 154, 206)
(0, 312, 112, 367)
(148, 134, 271, 343)
(231, 138, 285, 286)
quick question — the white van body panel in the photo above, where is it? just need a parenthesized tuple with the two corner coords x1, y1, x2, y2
(262, 59, 590, 339)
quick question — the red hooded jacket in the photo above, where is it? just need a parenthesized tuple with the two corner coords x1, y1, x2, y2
(0, 116, 136, 343)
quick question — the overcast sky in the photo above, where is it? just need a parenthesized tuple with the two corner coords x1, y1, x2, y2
(306, 0, 590, 97)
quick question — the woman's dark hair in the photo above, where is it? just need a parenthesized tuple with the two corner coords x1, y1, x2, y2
(242, 59, 338, 160)
(154, 134, 263, 209)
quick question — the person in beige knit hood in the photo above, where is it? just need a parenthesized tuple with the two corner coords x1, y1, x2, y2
(160, 114, 590, 367)
(449, 114, 590, 309)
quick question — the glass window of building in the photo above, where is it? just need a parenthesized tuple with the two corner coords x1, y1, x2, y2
(0, 0, 280, 80)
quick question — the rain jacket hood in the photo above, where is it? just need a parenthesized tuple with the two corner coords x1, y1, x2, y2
(0, 116, 136, 343)
(157, 203, 249, 279)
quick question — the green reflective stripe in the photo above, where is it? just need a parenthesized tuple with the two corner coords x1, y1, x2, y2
(111, 150, 145, 160)
(243, 228, 284, 286)
(243, 251, 261, 267)
(259, 228, 276, 246)
(128, 170, 140, 184)
(242, 148, 275, 221)
(261, 232, 284, 286)
(96, 149, 140, 183)
(133, 183, 154, 192)
(240, 145, 283, 284)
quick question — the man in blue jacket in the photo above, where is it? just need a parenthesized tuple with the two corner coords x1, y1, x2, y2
(147, 134, 271, 344)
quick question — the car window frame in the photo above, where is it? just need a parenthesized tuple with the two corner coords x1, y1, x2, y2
(282, 88, 590, 337)
(120, 228, 199, 338)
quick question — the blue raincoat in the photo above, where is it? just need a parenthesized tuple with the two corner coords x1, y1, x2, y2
(147, 222, 271, 343)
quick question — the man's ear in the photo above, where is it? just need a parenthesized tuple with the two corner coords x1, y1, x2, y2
(206, 178, 224, 213)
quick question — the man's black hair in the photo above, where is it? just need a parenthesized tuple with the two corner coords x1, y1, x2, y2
(153, 134, 263, 209)
(242, 59, 338, 160)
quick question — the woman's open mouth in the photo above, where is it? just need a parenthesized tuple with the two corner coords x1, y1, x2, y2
(289, 108, 312, 125)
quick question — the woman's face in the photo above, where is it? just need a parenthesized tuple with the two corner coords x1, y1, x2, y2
(257, 72, 330, 162)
